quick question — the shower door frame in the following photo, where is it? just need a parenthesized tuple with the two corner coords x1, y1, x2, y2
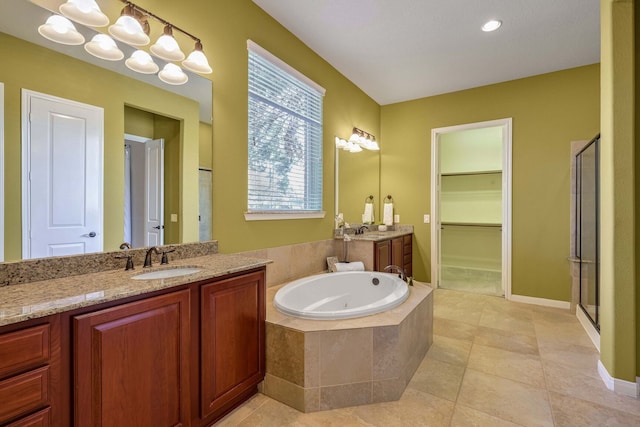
(430, 118, 513, 298)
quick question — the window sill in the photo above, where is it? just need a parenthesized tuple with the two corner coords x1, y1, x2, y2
(244, 211, 326, 221)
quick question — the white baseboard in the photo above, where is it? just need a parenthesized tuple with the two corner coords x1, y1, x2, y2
(576, 307, 600, 351)
(508, 294, 571, 309)
(597, 360, 640, 397)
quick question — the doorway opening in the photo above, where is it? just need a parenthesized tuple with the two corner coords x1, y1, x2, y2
(431, 118, 512, 297)
(123, 106, 181, 248)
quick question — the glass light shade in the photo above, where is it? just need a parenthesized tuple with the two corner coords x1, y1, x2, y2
(150, 27, 185, 61)
(59, 0, 109, 27)
(125, 50, 159, 74)
(84, 34, 124, 61)
(158, 63, 188, 85)
(366, 138, 380, 151)
(348, 143, 363, 153)
(182, 47, 212, 74)
(38, 15, 85, 45)
(109, 15, 149, 46)
(335, 137, 348, 149)
(348, 131, 360, 144)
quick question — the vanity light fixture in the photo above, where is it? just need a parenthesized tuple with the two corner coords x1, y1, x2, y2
(150, 25, 185, 61)
(335, 136, 363, 153)
(108, 4, 150, 46)
(38, 15, 85, 45)
(84, 33, 124, 61)
(348, 127, 380, 151)
(38, 0, 213, 84)
(59, 0, 109, 27)
(158, 63, 188, 85)
(125, 50, 159, 74)
(481, 19, 502, 32)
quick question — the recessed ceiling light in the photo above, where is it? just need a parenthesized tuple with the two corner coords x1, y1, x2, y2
(482, 20, 502, 32)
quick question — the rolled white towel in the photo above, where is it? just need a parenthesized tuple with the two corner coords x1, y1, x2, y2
(383, 202, 394, 226)
(334, 261, 365, 272)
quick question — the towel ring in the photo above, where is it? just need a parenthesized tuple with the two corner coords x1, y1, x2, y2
(364, 195, 374, 203)
(385, 195, 394, 203)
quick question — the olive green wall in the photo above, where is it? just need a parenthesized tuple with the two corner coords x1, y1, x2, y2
(147, 0, 381, 253)
(636, 0, 640, 379)
(380, 64, 600, 295)
(0, 32, 199, 259)
(599, 0, 637, 382)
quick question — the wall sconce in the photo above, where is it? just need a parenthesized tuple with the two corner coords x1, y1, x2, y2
(335, 127, 380, 153)
(39, 0, 213, 87)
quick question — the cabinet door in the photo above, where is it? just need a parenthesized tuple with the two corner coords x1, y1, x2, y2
(374, 240, 391, 272)
(74, 290, 191, 427)
(391, 237, 403, 267)
(200, 271, 265, 419)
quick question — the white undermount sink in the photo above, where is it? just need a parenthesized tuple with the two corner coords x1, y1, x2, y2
(131, 267, 202, 280)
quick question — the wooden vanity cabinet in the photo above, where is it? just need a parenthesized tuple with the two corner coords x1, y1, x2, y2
(199, 270, 265, 424)
(73, 289, 191, 427)
(0, 317, 60, 426)
(374, 234, 413, 277)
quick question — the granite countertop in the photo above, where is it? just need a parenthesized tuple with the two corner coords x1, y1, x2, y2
(335, 225, 414, 242)
(0, 253, 270, 327)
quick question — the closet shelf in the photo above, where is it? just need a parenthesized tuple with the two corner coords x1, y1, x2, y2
(441, 222, 502, 228)
(441, 170, 502, 177)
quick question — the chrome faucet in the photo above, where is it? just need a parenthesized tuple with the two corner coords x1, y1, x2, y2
(143, 246, 159, 268)
(355, 225, 369, 235)
(384, 264, 407, 282)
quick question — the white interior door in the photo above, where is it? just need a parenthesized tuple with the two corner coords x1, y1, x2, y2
(22, 90, 103, 259)
(145, 138, 164, 246)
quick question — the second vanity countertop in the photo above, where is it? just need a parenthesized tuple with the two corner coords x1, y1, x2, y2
(0, 253, 270, 327)
(335, 225, 414, 242)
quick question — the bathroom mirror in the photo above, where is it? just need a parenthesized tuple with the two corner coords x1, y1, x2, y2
(0, 0, 212, 261)
(335, 146, 381, 226)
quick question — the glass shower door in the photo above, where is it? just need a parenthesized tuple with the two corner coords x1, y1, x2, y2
(576, 135, 599, 330)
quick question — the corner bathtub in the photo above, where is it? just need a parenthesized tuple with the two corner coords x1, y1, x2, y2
(274, 271, 409, 320)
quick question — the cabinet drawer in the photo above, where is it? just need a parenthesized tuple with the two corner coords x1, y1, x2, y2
(0, 366, 50, 424)
(5, 407, 50, 427)
(0, 325, 50, 379)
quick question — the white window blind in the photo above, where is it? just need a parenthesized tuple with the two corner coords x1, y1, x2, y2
(247, 41, 324, 216)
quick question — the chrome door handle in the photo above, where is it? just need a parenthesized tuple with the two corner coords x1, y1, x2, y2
(153, 225, 165, 230)
(82, 231, 97, 237)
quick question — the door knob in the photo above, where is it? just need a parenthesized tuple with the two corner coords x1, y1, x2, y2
(82, 231, 97, 237)
(153, 225, 165, 230)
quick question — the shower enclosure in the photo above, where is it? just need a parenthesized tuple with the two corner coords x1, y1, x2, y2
(575, 134, 600, 330)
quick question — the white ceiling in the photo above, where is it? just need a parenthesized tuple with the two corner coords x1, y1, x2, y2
(252, 0, 600, 105)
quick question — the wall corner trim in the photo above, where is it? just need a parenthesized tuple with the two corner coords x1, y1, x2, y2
(508, 294, 570, 309)
(597, 360, 640, 398)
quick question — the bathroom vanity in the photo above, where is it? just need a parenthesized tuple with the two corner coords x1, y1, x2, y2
(0, 251, 269, 426)
(338, 226, 413, 276)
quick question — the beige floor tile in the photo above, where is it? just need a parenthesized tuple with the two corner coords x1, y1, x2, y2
(473, 325, 539, 355)
(478, 305, 537, 337)
(433, 316, 478, 342)
(458, 369, 553, 427)
(215, 393, 271, 426)
(468, 343, 546, 388)
(340, 387, 455, 427)
(543, 362, 640, 416)
(549, 391, 640, 426)
(427, 335, 473, 366)
(450, 404, 522, 427)
(407, 357, 466, 401)
(537, 340, 600, 378)
(535, 321, 595, 348)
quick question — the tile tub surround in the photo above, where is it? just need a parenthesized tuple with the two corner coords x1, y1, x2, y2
(0, 240, 219, 287)
(217, 289, 640, 427)
(0, 252, 270, 326)
(263, 282, 433, 412)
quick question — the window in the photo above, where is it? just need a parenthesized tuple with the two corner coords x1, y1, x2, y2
(246, 41, 325, 220)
